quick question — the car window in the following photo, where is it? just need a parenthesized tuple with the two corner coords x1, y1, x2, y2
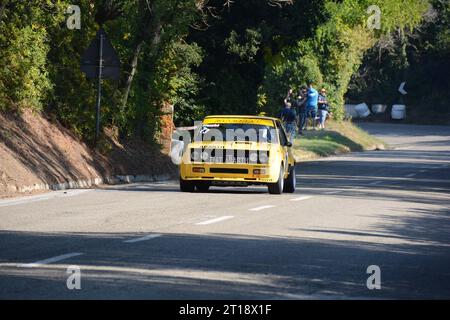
(196, 123, 276, 143)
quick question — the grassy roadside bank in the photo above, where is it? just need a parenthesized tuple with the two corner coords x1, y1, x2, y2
(0, 110, 177, 198)
(292, 120, 386, 161)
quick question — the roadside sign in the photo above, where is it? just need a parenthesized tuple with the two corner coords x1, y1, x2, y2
(80, 28, 120, 144)
(81, 29, 120, 80)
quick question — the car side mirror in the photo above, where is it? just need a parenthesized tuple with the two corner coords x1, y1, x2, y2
(286, 142, 292, 147)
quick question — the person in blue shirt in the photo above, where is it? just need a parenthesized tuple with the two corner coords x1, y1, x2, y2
(305, 81, 319, 130)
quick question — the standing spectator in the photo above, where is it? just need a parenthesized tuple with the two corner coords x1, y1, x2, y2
(284, 88, 294, 106)
(280, 101, 297, 144)
(296, 86, 308, 135)
(318, 88, 330, 129)
(305, 81, 319, 130)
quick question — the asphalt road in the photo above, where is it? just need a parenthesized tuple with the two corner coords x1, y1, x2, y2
(0, 123, 449, 299)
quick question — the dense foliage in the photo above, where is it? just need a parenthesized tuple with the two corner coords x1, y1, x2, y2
(346, 0, 450, 122)
(1, 0, 203, 140)
(0, 0, 446, 144)
(191, 0, 428, 119)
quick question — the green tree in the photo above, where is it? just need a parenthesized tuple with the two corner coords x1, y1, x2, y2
(0, 1, 67, 111)
(260, 0, 428, 119)
(347, 0, 450, 121)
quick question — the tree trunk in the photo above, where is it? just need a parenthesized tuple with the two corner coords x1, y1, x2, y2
(134, 22, 163, 137)
(121, 41, 144, 110)
(120, 0, 162, 112)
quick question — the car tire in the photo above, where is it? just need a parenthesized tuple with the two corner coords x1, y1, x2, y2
(196, 182, 210, 192)
(180, 177, 195, 192)
(283, 166, 296, 193)
(268, 164, 284, 195)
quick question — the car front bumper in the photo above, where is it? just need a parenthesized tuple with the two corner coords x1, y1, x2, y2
(180, 163, 278, 184)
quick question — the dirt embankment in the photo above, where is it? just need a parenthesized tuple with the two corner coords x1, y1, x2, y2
(0, 110, 177, 197)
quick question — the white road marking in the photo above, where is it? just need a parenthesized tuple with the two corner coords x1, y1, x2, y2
(405, 173, 416, 178)
(369, 181, 382, 186)
(324, 191, 341, 195)
(123, 234, 162, 243)
(289, 196, 313, 201)
(0, 190, 92, 208)
(280, 292, 379, 300)
(18, 252, 84, 268)
(249, 205, 276, 211)
(196, 216, 234, 225)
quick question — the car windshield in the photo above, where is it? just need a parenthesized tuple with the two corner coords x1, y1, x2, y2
(195, 123, 277, 143)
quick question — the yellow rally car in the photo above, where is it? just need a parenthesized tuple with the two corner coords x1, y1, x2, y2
(179, 115, 296, 194)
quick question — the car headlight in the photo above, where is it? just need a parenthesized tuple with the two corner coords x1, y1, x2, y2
(259, 151, 269, 164)
(201, 151, 209, 161)
(249, 152, 258, 163)
(192, 150, 201, 161)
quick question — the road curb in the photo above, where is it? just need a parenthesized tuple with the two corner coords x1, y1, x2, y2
(4, 174, 173, 194)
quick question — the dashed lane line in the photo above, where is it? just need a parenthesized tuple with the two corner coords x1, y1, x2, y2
(196, 216, 234, 225)
(289, 196, 313, 202)
(123, 234, 162, 243)
(323, 191, 341, 195)
(249, 205, 276, 211)
(18, 252, 84, 268)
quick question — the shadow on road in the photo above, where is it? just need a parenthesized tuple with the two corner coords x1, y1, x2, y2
(293, 205, 450, 247)
(296, 146, 450, 198)
(0, 224, 449, 299)
(2, 124, 448, 299)
(103, 183, 268, 195)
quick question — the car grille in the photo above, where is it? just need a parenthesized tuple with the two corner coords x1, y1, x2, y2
(190, 148, 269, 164)
(209, 168, 249, 174)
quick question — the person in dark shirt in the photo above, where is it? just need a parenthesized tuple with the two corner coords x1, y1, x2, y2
(280, 101, 297, 144)
(318, 88, 330, 129)
(284, 88, 294, 106)
(296, 86, 307, 134)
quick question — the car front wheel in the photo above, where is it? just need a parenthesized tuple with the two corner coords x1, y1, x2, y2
(180, 177, 195, 192)
(283, 166, 296, 193)
(268, 164, 284, 195)
(196, 182, 210, 192)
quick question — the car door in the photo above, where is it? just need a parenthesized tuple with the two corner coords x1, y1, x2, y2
(275, 120, 290, 175)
